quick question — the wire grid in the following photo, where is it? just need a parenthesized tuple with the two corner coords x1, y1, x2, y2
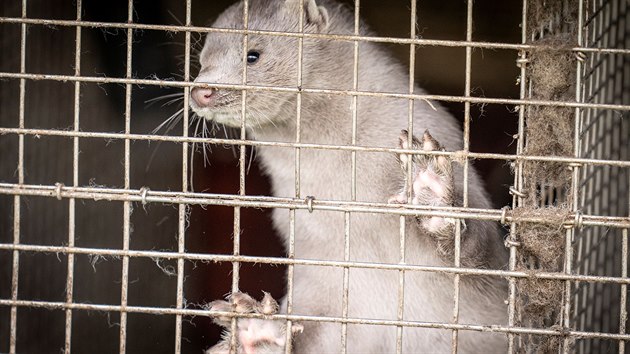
(0, 0, 629, 353)
(572, 0, 630, 353)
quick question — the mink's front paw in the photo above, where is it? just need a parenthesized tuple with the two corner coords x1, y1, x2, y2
(205, 292, 302, 354)
(389, 130, 457, 242)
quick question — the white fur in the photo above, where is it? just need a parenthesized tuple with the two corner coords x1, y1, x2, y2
(193, 0, 509, 352)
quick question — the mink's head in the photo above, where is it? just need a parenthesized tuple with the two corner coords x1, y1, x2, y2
(190, 0, 355, 129)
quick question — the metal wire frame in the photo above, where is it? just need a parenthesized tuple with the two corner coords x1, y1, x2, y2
(0, 183, 628, 228)
(1, 15, 630, 55)
(572, 0, 630, 353)
(1, 0, 629, 353)
(1, 71, 630, 111)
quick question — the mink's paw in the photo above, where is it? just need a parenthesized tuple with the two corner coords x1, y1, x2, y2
(389, 130, 456, 236)
(205, 292, 303, 354)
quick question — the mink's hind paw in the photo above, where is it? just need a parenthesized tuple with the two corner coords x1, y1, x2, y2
(205, 292, 302, 354)
(389, 130, 457, 238)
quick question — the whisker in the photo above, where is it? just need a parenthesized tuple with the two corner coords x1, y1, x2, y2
(201, 116, 212, 167)
(144, 140, 165, 173)
(246, 145, 255, 174)
(151, 107, 184, 135)
(145, 92, 184, 106)
(145, 107, 185, 172)
(223, 125, 238, 158)
(167, 9, 185, 26)
(162, 96, 185, 107)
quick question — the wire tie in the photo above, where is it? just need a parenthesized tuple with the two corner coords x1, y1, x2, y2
(54, 182, 64, 200)
(500, 206, 510, 225)
(509, 186, 527, 198)
(565, 210, 583, 229)
(139, 187, 150, 206)
(516, 56, 530, 68)
(305, 196, 315, 213)
(575, 51, 587, 62)
(504, 239, 521, 248)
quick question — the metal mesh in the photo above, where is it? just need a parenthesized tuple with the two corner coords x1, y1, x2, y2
(0, 0, 628, 353)
(572, 0, 630, 353)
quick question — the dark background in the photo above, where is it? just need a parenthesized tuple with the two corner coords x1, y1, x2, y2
(0, 0, 520, 352)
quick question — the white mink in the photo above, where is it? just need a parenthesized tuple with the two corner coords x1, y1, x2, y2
(190, 0, 509, 352)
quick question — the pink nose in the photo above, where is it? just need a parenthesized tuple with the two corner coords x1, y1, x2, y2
(191, 87, 215, 107)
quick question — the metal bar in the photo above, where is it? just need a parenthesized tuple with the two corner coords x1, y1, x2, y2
(64, 0, 82, 352)
(396, 0, 417, 351)
(1, 16, 629, 54)
(118, 1, 134, 352)
(2, 71, 630, 111)
(620, 227, 629, 353)
(227, 2, 250, 352)
(174, 0, 192, 352)
(285, 2, 306, 352)
(0, 183, 628, 228)
(562, 0, 585, 352)
(451, 1, 474, 351)
(3, 127, 630, 168)
(9, 1, 28, 353)
(2, 298, 630, 341)
(507, 1, 529, 352)
(2, 243, 630, 285)
(286, 208, 296, 354)
(341, 211, 351, 354)
(340, 0, 361, 352)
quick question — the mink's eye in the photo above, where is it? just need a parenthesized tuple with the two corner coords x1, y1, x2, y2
(247, 51, 260, 64)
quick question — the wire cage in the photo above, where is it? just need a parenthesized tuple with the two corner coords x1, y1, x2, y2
(0, 0, 628, 353)
(571, 0, 630, 352)
(512, 0, 629, 353)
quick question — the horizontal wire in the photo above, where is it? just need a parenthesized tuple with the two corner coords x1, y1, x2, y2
(1, 298, 630, 341)
(0, 17, 630, 55)
(1, 243, 630, 285)
(1, 127, 630, 169)
(1, 72, 630, 111)
(0, 183, 628, 228)
(1, 16, 629, 55)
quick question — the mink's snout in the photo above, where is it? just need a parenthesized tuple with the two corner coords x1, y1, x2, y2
(191, 87, 215, 108)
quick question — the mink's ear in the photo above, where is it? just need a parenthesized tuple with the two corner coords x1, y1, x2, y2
(285, 0, 329, 31)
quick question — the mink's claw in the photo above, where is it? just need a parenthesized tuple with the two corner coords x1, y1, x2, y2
(205, 292, 301, 354)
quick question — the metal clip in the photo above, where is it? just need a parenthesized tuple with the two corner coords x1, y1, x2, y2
(54, 182, 64, 200)
(139, 187, 150, 206)
(305, 196, 315, 213)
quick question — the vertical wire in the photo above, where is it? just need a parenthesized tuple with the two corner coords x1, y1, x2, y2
(175, 1, 192, 353)
(397, 1, 417, 352)
(563, 1, 585, 352)
(574, 14, 594, 343)
(620, 228, 629, 353)
(395, 214, 406, 354)
(451, 1, 474, 352)
(341, 1, 361, 352)
(617, 3, 629, 338)
(119, 1, 134, 352)
(619, 6, 630, 345)
(597, 1, 612, 340)
(64, 1, 82, 352)
(9, 1, 27, 353)
(506, 1, 529, 352)
(585, 4, 599, 350)
(574, 6, 594, 328)
(285, 2, 306, 352)
(341, 210, 350, 354)
(579, 6, 596, 350)
(230, 1, 249, 352)
(285, 211, 296, 354)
